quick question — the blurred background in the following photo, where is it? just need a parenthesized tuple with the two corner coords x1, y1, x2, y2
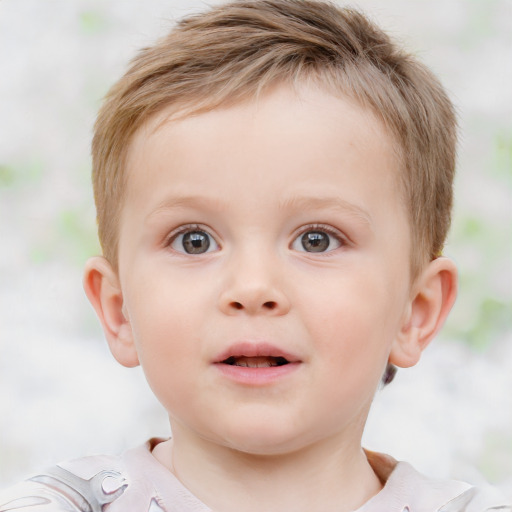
(0, 0, 511, 499)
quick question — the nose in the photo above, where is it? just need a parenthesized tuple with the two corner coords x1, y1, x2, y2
(217, 250, 291, 316)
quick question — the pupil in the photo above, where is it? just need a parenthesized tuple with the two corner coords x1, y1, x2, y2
(301, 231, 329, 252)
(183, 231, 210, 254)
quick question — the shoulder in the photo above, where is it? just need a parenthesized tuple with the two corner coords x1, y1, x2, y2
(0, 439, 208, 512)
(0, 452, 127, 512)
(391, 461, 511, 511)
(437, 485, 511, 512)
(364, 450, 511, 512)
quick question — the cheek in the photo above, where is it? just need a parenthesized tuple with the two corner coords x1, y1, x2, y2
(302, 265, 404, 359)
(127, 297, 200, 413)
(123, 276, 205, 377)
(126, 266, 209, 333)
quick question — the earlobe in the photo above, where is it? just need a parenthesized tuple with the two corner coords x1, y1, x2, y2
(390, 257, 458, 368)
(83, 256, 140, 368)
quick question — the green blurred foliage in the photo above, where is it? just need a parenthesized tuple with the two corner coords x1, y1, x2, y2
(0, 160, 44, 189)
(479, 428, 512, 483)
(494, 131, 512, 182)
(29, 204, 100, 266)
(0, 165, 15, 187)
(58, 207, 100, 261)
(79, 10, 108, 35)
(444, 128, 512, 351)
(461, 0, 500, 47)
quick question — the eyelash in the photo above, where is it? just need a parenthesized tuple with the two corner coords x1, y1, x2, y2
(164, 223, 347, 255)
(291, 224, 347, 252)
(165, 224, 219, 251)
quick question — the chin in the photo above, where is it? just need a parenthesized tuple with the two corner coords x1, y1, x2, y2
(216, 420, 313, 457)
(227, 439, 303, 457)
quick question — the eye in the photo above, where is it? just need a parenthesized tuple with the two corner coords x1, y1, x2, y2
(169, 227, 219, 255)
(291, 227, 343, 253)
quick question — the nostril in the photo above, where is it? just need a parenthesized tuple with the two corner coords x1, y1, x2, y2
(226, 300, 280, 312)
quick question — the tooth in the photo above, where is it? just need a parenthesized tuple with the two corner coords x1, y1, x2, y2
(231, 356, 286, 368)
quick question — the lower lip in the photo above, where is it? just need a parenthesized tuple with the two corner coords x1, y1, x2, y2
(214, 362, 301, 386)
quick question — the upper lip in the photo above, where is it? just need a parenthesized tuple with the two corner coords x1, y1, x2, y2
(213, 341, 301, 364)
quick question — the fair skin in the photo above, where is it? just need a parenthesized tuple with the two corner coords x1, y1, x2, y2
(84, 83, 457, 512)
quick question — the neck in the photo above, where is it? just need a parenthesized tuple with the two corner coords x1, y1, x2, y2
(153, 424, 382, 512)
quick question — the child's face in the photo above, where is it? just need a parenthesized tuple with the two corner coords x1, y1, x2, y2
(114, 84, 414, 454)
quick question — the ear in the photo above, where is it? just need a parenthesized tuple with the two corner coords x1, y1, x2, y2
(83, 256, 140, 368)
(390, 257, 458, 368)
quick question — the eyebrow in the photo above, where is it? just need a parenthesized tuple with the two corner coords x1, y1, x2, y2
(279, 196, 373, 228)
(145, 194, 373, 228)
(145, 195, 227, 222)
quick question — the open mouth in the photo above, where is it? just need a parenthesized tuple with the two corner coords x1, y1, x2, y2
(214, 344, 300, 383)
(222, 356, 289, 368)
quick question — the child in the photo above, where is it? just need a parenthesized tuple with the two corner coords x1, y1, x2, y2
(1, 1, 509, 510)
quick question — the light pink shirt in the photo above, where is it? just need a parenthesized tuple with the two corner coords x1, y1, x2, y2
(0, 439, 509, 511)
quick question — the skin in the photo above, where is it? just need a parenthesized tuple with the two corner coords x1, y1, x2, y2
(84, 83, 457, 512)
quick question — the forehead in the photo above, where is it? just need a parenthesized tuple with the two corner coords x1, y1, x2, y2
(121, 85, 401, 224)
(123, 82, 401, 197)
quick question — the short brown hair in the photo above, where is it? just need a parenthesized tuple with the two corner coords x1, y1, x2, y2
(92, 0, 457, 275)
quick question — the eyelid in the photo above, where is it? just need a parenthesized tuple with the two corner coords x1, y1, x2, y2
(165, 223, 220, 253)
(290, 223, 348, 252)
